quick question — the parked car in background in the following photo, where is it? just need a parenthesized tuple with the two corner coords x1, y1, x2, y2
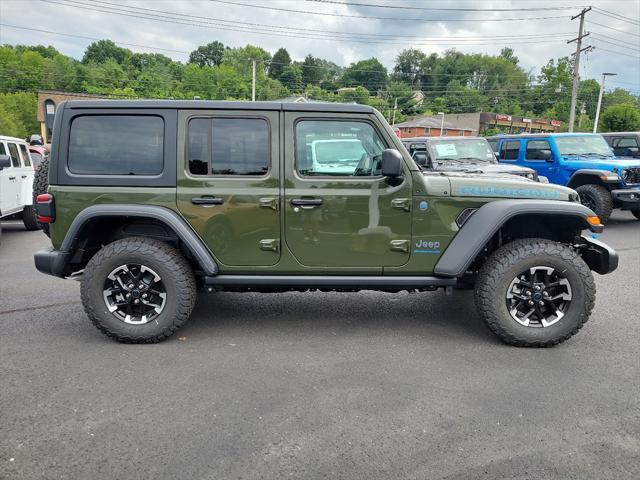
(0, 135, 38, 237)
(600, 132, 640, 158)
(402, 136, 540, 181)
(489, 133, 640, 222)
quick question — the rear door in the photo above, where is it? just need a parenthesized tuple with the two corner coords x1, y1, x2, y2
(0, 142, 21, 214)
(177, 109, 281, 267)
(17, 143, 34, 207)
(283, 112, 412, 269)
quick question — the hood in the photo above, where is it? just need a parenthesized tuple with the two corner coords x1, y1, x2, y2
(563, 156, 640, 172)
(430, 162, 534, 176)
(422, 173, 576, 201)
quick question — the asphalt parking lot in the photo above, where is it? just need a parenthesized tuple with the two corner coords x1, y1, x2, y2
(1, 213, 639, 480)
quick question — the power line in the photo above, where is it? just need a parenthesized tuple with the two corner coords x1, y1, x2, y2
(586, 20, 640, 37)
(305, 0, 584, 12)
(41, 0, 575, 47)
(591, 35, 640, 52)
(209, 0, 570, 23)
(79, 0, 575, 42)
(592, 7, 640, 26)
(592, 46, 640, 60)
(590, 31, 640, 47)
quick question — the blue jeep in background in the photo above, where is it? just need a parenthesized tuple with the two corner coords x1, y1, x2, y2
(489, 133, 640, 222)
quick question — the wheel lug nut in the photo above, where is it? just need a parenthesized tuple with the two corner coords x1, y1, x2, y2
(128, 284, 134, 289)
(543, 291, 549, 297)
(142, 293, 148, 299)
(134, 299, 140, 304)
(534, 285, 541, 291)
(126, 293, 131, 298)
(139, 284, 145, 289)
(538, 301, 544, 306)
(528, 300, 534, 306)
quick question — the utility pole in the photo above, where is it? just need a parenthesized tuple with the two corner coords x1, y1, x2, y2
(567, 6, 591, 132)
(593, 72, 617, 133)
(391, 97, 398, 126)
(251, 59, 256, 102)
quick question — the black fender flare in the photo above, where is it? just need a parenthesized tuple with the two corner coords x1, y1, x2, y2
(58, 204, 218, 275)
(433, 199, 599, 277)
(567, 169, 619, 188)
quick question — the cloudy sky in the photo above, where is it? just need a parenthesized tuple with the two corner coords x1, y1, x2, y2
(1, 0, 638, 91)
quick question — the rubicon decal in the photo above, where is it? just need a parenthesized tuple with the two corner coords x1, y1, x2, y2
(460, 186, 561, 199)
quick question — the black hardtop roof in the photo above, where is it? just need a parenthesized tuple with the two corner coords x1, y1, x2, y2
(63, 99, 374, 113)
(401, 136, 486, 142)
(599, 131, 640, 136)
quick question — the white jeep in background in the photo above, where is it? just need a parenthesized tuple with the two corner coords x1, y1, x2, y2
(0, 135, 38, 239)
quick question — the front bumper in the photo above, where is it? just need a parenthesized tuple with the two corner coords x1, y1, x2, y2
(579, 235, 618, 275)
(34, 248, 69, 278)
(611, 188, 640, 209)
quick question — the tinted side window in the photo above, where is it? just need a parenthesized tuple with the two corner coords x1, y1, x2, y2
(612, 137, 639, 155)
(500, 140, 521, 160)
(295, 120, 386, 177)
(0, 143, 6, 155)
(487, 139, 498, 152)
(525, 140, 551, 160)
(19, 144, 31, 167)
(188, 118, 269, 176)
(68, 115, 164, 175)
(8, 143, 20, 167)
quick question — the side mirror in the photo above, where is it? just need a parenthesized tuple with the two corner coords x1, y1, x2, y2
(0, 154, 11, 170)
(381, 149, 403, 177)
(538, 149, 553, 162)
(624, 147, 639, 157)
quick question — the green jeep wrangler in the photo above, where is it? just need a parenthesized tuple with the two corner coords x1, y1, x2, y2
(34, 100, 618, 347)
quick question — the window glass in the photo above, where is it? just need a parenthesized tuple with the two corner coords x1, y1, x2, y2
(0, 143, 6, 155)
(500, 140, 520, 160)
(487, 139, 498, 152)
(19, 144, 31, 167)
(555, 135, 612, 157)
(295, 120, 386, 177)
(430, 138, 495, 164)
(611, 137, 639, 155)
(69, 115, 164, 175)
(188, 118, 269, 176)
(525, 140, 552, 160)
(8, 143, 20, 167)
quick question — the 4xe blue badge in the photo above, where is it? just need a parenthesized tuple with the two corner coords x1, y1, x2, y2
(415, 240, 440, 254)
(419, 201, 429, 211)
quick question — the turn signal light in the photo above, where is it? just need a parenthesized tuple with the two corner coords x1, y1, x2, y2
(587, 216, 601, 226)
(35, 193, 55, 223)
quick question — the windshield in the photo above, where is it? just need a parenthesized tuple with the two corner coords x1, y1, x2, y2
(555, 136, 613, 157)
(314, 140, 366, 165)
(430, 139, 495, 163)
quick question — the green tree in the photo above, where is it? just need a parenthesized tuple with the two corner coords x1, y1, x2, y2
(269, 48, 291, 79)
(339, 86, 369, 104)
(0, 103, 22, 138)
(301, 54, 324, 86)
(82, 40, 129, 64)
(0, 92, 38, 134)
(604, 88, 640, 108)
(279, 65, 303, 92)
(393, 48, 428, 86)
(188, 41, 225, 67)
(600, 103, 640, 132)
(341, 58, 387, 92)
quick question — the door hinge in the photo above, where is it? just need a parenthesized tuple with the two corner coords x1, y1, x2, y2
(259, 197, 279, 211)
(390, 239, 410, 253)
(259, 239, 279, 252)
(391, 198, 411, 212)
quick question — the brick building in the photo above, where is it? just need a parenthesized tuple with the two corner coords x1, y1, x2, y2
(395, 116, 476, 138)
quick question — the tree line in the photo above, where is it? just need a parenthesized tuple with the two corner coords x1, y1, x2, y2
(0, 39, 639, 138)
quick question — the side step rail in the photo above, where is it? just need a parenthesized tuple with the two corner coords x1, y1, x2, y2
(204, 275, 456, 289)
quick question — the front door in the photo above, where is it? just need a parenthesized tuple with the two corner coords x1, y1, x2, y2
(522, 138, 558, 182)
(177, 110, 281, 267)
(283, 113, 412, 268)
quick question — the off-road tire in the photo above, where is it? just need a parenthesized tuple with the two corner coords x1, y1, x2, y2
(575, 184, 613, 224)
(22, 205, 39, 231)
(81, 237, 196, 343)
(475, 238, 595, 347)
(32, 156, 50, 236)
(631, 209, 640, 220)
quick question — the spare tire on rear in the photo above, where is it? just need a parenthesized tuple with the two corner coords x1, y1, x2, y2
(32, 156, 50, 236)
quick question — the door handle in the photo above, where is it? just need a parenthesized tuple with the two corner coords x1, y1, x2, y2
(391, 198, 411, 212)
(390, 239, 410, 253)
(21, 175, 28, 179)
(291, 198, 322, 207)
(259, 239, 279, 252)
(191, 197, 224, 205)
(9, 176, 16, 180)
(259, 197, 279, 211)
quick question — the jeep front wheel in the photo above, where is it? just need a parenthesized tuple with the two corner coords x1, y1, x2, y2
(575, 184, 613, 223)
(81, 237, 196, 343)
(475, 239, 595, 347)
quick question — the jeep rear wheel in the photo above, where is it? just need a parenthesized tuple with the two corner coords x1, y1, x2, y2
(22, 205, 39, 231)
(475, 239, 595, 347)
(32, 156, 50, 236)
(575, 184, 613, 224)
(81, 237, 196, 343)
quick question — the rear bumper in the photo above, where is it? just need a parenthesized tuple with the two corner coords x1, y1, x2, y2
(611, 188, 640, 209)
(34, 248, 69, 278)
(579, 235, 618, 275)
